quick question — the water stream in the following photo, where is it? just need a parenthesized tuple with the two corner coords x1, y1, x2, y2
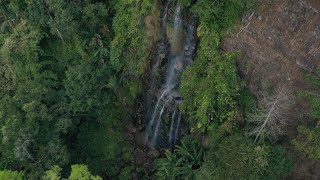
(145, 2, 197, 149)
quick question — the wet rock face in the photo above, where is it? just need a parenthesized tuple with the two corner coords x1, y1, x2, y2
(144, 2, 197, 149)
(147, 149, 160, 158)
(222, 0, 320, 179)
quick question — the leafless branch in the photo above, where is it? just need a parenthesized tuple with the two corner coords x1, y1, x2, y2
(237, 11, 255, 38)
(246, 86, 293, 143)
(56, 28, 65, 43)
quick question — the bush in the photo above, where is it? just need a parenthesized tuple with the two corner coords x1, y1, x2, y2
(0, 170, 24, 180)
(180, 0, 256, 133)
(156, 137, 205, 179)
(180, 50, 241, 132)
(196, 134, 292, 180)
(293, 126, 320, 160)
(293, 67, 320, 159)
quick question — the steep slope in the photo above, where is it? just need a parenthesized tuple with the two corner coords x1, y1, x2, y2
(222, 0, 320, 179)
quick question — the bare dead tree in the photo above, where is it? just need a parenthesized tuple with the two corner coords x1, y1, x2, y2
(246, 86, 293, 143)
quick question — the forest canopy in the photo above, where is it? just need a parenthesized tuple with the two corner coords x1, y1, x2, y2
(0, 0, 319, 179)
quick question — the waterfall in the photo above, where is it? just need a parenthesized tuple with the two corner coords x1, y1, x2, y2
(145, 2, 197, 149)
(151, 103, 167, 146)
(168, 110, 176, 146)
(163, 0, 171, 24)
(145, 90, 167, 145)
(174, 112, 181, 144)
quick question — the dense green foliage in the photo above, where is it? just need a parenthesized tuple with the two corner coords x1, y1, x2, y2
(0, 0, 150, 178)
(293, 126, 320, 159)
(156, 137, 205, 179)
(42, 164, 102, 180)
(301, 68, 320, 119)
(181, 51, 240, 132)
(197, 134, 292, 180)
(293, 68, 320, 159)
(111, 0, 154, 105)
(181, 0, 255, 132)
(69, 164, 102, 180)
(157, 133, 292, 180)
(0, 170, 24, 180)
(1, 0, 315, 179)
(163, 1, 294, 179)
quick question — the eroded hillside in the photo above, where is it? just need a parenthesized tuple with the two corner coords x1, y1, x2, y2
(223, 0, 320, 179)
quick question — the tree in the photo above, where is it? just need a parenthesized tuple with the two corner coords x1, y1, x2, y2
(180, 50, 241, 132)
(0, 60, 15, 98)
(43, 164, 102, 180)
(196, 134, 292, 180)
(69, 164, 102, 180)
(246, 87, 293, 142)
(156, 137, 205, 179)
(292, 68, 320, 159)
(156, 151, 180, 180)
(293, 126, 320, 159)
(206, 135, 269, 180)
(0, 3, 72, 176)
(180, 0, 255, 133)
(0, 170, 24, 180)
(110, 0, 154, 106)
(301, 68, 320, 119)
(265, 146, 293, 179)
(74, 120, 124, 177)
(0, 0, 125, 178)
(43, 165, 62, 180)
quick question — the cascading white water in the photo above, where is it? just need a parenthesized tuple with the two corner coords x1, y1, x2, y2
(145, 2, 197, 148)
(151, 102, 167, 146)
(173, 112, 181, 143)
(168, 110, 176, 145)
(145, 90, 167, 145)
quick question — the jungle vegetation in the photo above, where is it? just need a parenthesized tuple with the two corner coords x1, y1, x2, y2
(0, 0, 318, 179)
